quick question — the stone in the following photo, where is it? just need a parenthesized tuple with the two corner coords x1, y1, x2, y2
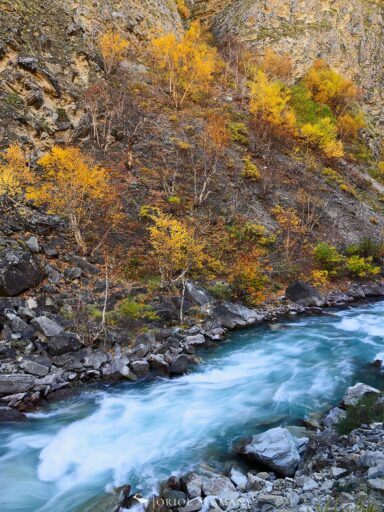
(229, 468, 247, 491)
(26, 236, 39, 253)
(246, 474, 273, 492)
(185, 281, 214, 306)
(208, 301, 263, 329)
(52, 352, 85, 370)
(0, 406, 27, 422)
(64, 267, 82, 280)
(201, 474, 238, 500)
(184, 334, 206, 348)
(46, 333, 82, 355)
(323, 407, 346, 428)
(0, 374, 35, 396)
(302, 477, 319, 491)
(31, 316, 63, 337)
(368, 465, 384, 479)
(26, 298, 38, 309)
(330, 467, 348, 479)
(368, 478, 384, 491)
(147, 354, 170, 375)
(257, 494, 285, 508)
(20, 360, 49, 377)
(182, 473, 203, 499)
(0, 249, 43, 297)
(130, 360, 150, 378)
(26, 89, 44, 109)
(170, 354, 191, 374)
(71, 255, 99, 274)
(17, 55, 38, 71)
(179, 497, 203, 512)
(341, 383, 380, 407)
(83, 349, 108, 370)
(285, 281, 325, 307)
(102, 357, 136, 380)
(237, 427, 306, 476)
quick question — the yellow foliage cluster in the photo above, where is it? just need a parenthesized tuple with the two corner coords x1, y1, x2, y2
(304, 59, 358, 113)
(229, 248, 270, 306)
(241, 155, 260, 181)
(272, 205, 304, 258)
(27, 147, 115, 253)
(310, 269, 329, 288)
(337, 112, 365, 141)
(99, 30, 129, 74)
(0, 145, 32, 201)
(151, 21, 222, 108)
(300, 118, 344, 158)
(175, 0, 190, 18)
(249, 70, 296, 133)
(261, 48, 292, 81)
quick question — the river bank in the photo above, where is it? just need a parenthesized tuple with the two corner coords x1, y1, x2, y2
(1, 280, 384, 419)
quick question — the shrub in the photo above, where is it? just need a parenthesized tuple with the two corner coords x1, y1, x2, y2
(241, 156, 261, 180)
(99, 30, 129, 74)
(290, 83, 335, 126)
(229, 122, 249, 145)
(346, 238, 383, 260)
(113, 298, 159, 322)
(300, 118, 344, 158)
(314, 243, 344, 275)
(208, 282, 232, 301)
(337, 112, 365, 141)
(229, 249, 270, 306)
(310, 269, 329, 288)
(345, 255, 380, 278)
(336, 394, 384, 435)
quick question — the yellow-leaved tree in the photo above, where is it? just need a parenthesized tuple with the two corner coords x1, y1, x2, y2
(300, 117, 344, 158)
(151, 21, 222, 109)
(99, 30, 129, 74)
(249, 70, 296, 134)
(27, 147, 116, 254)
(148, 211, 214, 320)
(0, 145, 32, 204)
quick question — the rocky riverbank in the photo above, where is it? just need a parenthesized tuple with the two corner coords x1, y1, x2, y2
(138, 384, 384, 512)
(2, 278, 384, 420)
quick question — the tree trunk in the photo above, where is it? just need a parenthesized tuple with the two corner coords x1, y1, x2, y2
(180, 277, 186, 323)
(69, 213, 87, 255)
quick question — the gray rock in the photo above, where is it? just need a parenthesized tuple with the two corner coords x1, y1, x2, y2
(83, 350, 108, 370)
(53, 352, 85, 370)
(31, 316, 63, 337)
(0, 406, 27, 422)
(170, 354, 191, 374)
(246, 474, 273, 492)
(341, 383, 380, 407)
(257, 494, 285, 508)
(330, 467, 348, 479)
(26, 236, 39, 253)
(102, 357, 136, 380)
(130, 360, 150, 378)
(0, 374, 35, 396)
(368, 478, 384, 491)
(285, 281, 325, 307)
(323, 407, 346, 428)
(20, 360, 49, 377)
(208, 301, 263, 329)
(179, 497, 203, 512)
(0, 249, 43, 297)
(184, 334, 206, 348)
(17, 55, 39, 71)
(302, 477, 319, 491)
(229, 468, 247, 491)
(368, 465, 384, 479)
(182, 472, 203, 499)
(46, 333, 82, 355)
(201, 474, 238, 500)
(185, 281, 214, 306)
(71, 255, 99, 274)
(237, 427, 306, 476)
(64, 267, 82, 280)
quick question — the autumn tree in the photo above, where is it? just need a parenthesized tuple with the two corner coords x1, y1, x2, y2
(148, 211, 212, 320)
(261, 48, 292, 82)
(249, 70, 296, 135)
(229, 248, 270, 306)
(272, 205, 304, 260)
(27, 147, 117, 254)
(151, 21, 222, 109)
(0, 145, 32, 204)
(300, 117, 344, 158)
(99, 30, 129, 74)
(304, 59, 358, 113)
(194, 111, 230, 205)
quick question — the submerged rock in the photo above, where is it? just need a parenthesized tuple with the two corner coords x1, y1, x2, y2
(341, 383, 380, 407)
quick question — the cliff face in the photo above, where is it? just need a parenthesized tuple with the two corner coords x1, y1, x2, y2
(212, 0, 384, 127)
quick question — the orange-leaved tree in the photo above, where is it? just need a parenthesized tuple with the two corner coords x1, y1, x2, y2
(272, 205, 304, 260)
(229, 248, 270, 306)
(27, 146, 118, 254)
(148, 211, 215, 320)
(0, 144, 32, 204)
(99, 30, 129, 74)
(151, 21, 222, 109)
(304, 59, 358, 113)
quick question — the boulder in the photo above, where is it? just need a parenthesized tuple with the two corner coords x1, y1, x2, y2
(236, 427, 308, 476)
(83, 349, 109, 370)
(25, 236, 39, 253)
(181, 472, 204, 499)
(46, 333, 82, 356)
(130, 360, 150, 378)
(0, 374, 35, 396)
(71, 255, 99, 275)
(32, 316, 63, 337)
(208, 301, 263, 329)
(102, 357, 136, 380)
(0, 249, 43, 297)
(184, 334, 206, 349)
(285, 281, 325, 307)
(170, 354, 191, 375)
(322, 407, 346, 428)
(229, 468, 247, 491)
(0, 406, 27, 422)
(20, 360, 49, 377)
(200, 473, 238, 501)
(185, 281, 214, 306)
(179, 497, 202, 512)
(341, 383, 380, 407)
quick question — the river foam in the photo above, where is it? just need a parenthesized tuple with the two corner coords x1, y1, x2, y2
(0, 302, 384, 511)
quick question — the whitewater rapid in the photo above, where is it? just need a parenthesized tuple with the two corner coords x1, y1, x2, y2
(0, 302, 384, 511)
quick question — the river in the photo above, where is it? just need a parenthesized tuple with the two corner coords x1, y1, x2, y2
(1, 301, 384, 511)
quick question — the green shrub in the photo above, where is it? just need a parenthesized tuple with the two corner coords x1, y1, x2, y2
(241, 156, 261, 181)
(314, 243, 345, 275)
(346, 238, 383, 260)
(336, 394, 384, 435)
(208, 282, 232, 301)
(345, 255, 380, 278)
(114, 298, 159, 322)
(87, 304, 103, 321)
(290, 83, 335, 126)
(229, 122, 249, 145)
